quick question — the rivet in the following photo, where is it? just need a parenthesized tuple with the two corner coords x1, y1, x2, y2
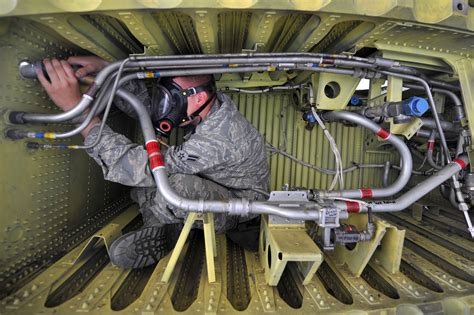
(266, 303, 271, 309)
(81, 302, 89, 309)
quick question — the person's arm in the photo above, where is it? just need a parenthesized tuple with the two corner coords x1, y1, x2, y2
(36, 56, 155, 187)
(165, 132, 231, 175)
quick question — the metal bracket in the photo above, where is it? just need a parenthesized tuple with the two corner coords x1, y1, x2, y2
(73, 206, 139, 264)
(161, 212, 217, 283)
(259, 215, 323, 286)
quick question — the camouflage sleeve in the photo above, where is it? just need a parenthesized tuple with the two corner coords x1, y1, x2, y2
(164, 133, 231, 175)
(84, 124, 156, 187)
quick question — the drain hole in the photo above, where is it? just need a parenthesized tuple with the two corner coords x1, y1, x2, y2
(317, 261, 353, 305)
(400, 259, 443, 293)
(111, 263, 156, 311)
(267, 245, 272, 269)
(361, 265, 400, 299)
(171, 232, 205, 312)
(45, 246, 109, 308)
(277, 262, 303, 309)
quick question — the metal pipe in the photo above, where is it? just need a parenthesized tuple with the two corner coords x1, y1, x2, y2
(334, 155, 468, 213)
(426, 131, 443, 170)
(382, 161, 391, 187)
(319, 111, 413, 199)
(404, 83, 465, 121)
(381, 71, 451, 163)
(118, 85, 333, 221)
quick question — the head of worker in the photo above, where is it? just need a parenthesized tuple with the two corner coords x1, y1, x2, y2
(152, 75, 216, 137)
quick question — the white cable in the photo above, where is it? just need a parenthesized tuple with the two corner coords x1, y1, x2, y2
(310, 107, 344, 190)
(327, 197, 368, 206)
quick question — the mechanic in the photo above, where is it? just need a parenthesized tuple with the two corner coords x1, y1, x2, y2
(36, 57, 270, 269)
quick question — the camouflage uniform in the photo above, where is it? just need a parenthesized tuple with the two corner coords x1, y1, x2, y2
(84, 88, 269, 233)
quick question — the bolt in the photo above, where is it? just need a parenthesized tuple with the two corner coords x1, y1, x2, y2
(364, 290, 368, 295)
(319, 300, 325, 306)
(265, 296, 269, 302)
(266, 302, 271, 309)
(22, 291, 29, 298)
(13, 298, 20, 305)
(209, 298, 214, 304)
(81, 302, 88, 309)
(263, 290, 267, 295)
(369, 296, 374, 302)
(145, 304, 152, 311)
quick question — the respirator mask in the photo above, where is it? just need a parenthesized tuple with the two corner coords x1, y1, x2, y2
(151, 78, 216, 137)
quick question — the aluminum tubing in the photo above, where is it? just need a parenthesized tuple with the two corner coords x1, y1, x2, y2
(19, 95, 93, 124)
(320, 111, 413, 199)
(117, 85, 326, 221)
(382, 71, 451, 163)
(404, 83, 465, 121)
(335, 155, 468, 213)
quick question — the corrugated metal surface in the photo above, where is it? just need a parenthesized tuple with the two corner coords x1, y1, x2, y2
(229, 92, 367, 191)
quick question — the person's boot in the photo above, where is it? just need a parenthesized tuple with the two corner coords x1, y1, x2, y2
(226, 216, 261, 251)
(109, 211, 182, 269)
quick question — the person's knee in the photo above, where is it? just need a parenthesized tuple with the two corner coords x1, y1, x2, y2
(168, 173, 204, 199)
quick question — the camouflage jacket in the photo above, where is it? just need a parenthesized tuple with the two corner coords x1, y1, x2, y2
(84, 91, 270, 199)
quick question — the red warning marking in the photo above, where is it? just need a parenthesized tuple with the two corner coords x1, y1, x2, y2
(345, 201, 360, 213)
(454, 159, 466, 169)
(376, 128, 390, 140)
(360, 188, 373, 199)
(427, 140, 435, 151)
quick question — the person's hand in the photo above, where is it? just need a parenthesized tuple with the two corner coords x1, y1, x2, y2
(36, 58, 81, 112)
(67, 56, 109, 78)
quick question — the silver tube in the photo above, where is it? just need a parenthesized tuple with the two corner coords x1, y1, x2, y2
(381, 71, 451, 163)
(118, 84, 327, 221)
(17, 95, 93, 124)
(426, 131, 443, 170)
(382, 161, 391, 187)
(319, 111, 413, 199)
(404, 83, 465, 121)
(333, 155, 468, 212)
(366, 155, 468, 212)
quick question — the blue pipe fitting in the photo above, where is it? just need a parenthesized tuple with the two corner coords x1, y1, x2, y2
(401, 96, 429, 117)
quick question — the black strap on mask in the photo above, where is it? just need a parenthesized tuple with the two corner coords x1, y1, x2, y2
(180, 81, 216, 123)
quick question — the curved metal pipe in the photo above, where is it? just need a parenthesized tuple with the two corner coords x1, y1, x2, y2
(117, 86, 330, 221)
(426, 131, 443, 170)
(404, 83, 465, 121)
(381, 71, 451, 163)
(334, 155, 468, 213)
(319, 111, 413, 199)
